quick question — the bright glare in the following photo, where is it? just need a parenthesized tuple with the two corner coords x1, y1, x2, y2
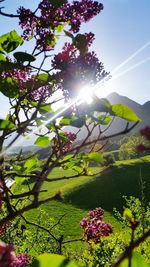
(79, 86, 94, 104)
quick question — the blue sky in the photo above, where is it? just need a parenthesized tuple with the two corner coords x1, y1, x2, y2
(0, 0, 150, 118)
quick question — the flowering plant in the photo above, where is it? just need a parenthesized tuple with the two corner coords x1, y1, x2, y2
(80, 208, 112, 243)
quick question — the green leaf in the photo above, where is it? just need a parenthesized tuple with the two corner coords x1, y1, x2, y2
(92, 115, 112, 125)
(34, 136, 50, 147)
(64, 30, 74, 39)
(31, 253, 79, 267)
(24, 158, 39, 171)
(38, 73, 49, 83)
(73, 34, 88, 55)
(60, 154, 74, 162)
(39, 104, 52, 114)
(88, 152, 104, 163)
(46, 35, 59, 47)
(0, 31, 23, 53)
(70, 116, 85, 128)
(59, 117, 72, 126)
(72, 166, 83, 173)
(123, 208, 133, 221)
(0, 54, 6, 62)
(48, 0, 67, 7)
(55, 24, 64, 32)
(111, 104, 141, 122)
(119, 252, 150, 267)
(14, 51, 36, 62)
(0, 119, 15, 130)
(13, 165, 22, 172)
(0, 76, 19, 98)
(14, 176, 26, 185)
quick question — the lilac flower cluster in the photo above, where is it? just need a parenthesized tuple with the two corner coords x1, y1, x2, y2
(65, 132, 77, 141)
(11, 253, 30, 267)
(1, 67, 31, 91)
(52, 43, 108, 99)
(80, 208, 113, 243)
(0, 242, 30, 267)
(18, 0, 103, 51)
(85, 32, 95, 47)
(137, 126, 150, 152)
(62, 132, 77, 153)
(1, 65, 51, 101)
(0, 222, 9, 237)
(52, 131, 76, 154)
(30, 84, 51, 101)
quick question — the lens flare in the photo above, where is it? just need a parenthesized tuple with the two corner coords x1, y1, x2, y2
(78, 86, 94, 104)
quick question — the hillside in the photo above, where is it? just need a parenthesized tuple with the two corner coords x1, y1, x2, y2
(24, 155, 150, 241)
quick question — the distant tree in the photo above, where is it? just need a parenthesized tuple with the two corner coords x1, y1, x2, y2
(119, 134, 149, 160)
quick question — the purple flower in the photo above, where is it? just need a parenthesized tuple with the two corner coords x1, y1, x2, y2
(80, 207, 112, 243)
(88, 210, 95, 218)
(11, 253, 30, 267)
(0, 242, 16, 267)
(80, 218, 88, 228)
(18, 1, 103, 50)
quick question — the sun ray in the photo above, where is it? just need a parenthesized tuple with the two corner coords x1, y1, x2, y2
(1, 40, 150, 156)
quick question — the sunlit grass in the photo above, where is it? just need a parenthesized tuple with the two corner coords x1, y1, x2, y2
(21, 155, 150, 248)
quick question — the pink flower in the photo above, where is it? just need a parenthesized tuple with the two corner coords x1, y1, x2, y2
(80, 207, 112, 243)
(80, 218, 88, 228)
(11, 253, 30, 267)
(0, 242, 16, 267)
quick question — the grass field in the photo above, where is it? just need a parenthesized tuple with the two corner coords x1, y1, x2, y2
(24, 155, 150, 245)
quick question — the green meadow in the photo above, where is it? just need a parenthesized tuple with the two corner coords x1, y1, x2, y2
(24, 155, 150, 244)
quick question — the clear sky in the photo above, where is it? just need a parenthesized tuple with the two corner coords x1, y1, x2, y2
(0, 0, 150, 118)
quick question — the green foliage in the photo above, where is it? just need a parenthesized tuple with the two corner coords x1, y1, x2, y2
(0, 119, 15, 129)
(88, 152, 104, 164)
(0, 76, 19, 98)
(37, 73, 50, 83)
(119, 134, 149, 160)
(114, 196, 150, 263)
(31, 253, 78, 267)
(103, 153, 115, 166)
(14, 51, 36, 62)
(0, 53, 6, 61)
(78, 234, 124, 267)
(39, 104, 52, 114)
(2, 207, 62, 257)
(123, 208, 134, 222)
(0, 30, 23, 53)
(24, 157, 39, 172)
(34, 136, 51, 147)
(73, 34, 88, 55)
(94, 115, 112, 125)
(119, 253, 150, 267)
(60, 115, 85, 128)
(111, 104, 140, 122)
(49, 0, 67, 8)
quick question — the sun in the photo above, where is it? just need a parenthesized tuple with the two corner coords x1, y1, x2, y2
(78, 85, 94, 104)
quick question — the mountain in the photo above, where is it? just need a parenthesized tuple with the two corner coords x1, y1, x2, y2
(143, 101, 150, 112)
